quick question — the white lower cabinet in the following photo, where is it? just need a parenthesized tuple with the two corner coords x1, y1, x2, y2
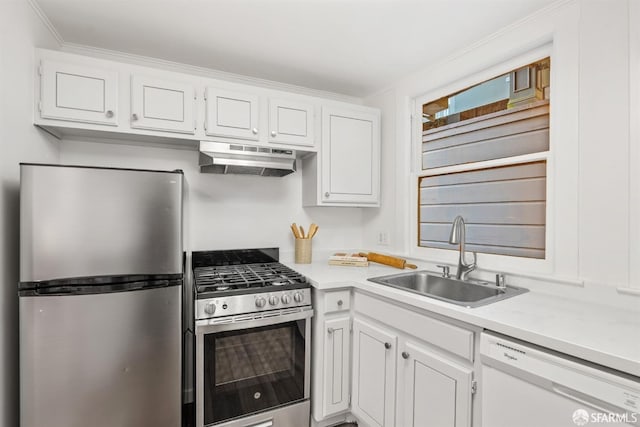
(351, 318, 397, 427)
(347, 292, 477, 427)
(400, 340, 473, 427)
(323, 316, 351, 416)
(312, 288, 353, 424)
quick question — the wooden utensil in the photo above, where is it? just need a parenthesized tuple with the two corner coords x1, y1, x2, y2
(291, 223, 302, 239)
(308, 223, 319, 239)
(299, 225, 306, 239)
(358, 252, 418, 269)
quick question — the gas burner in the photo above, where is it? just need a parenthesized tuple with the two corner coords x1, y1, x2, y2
(194, 262, 306, 291)
(271, 281, 288, 286)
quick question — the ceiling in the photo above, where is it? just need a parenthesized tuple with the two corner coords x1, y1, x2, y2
(34, 0, 558, 97)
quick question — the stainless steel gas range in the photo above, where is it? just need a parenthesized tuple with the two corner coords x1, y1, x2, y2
(192, 248, 312, 427)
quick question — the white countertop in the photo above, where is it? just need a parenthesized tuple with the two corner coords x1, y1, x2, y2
(282, 255, 640, 377)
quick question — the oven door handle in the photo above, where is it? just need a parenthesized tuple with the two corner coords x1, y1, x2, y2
(244, 419, 273, 427)
(195, 308, 314, 334)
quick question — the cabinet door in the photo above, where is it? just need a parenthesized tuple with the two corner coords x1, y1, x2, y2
(205, 87, 259, 140)
(269, 99, 314, 146)
(352, 318, 396, 427)
(401, 341, 473, 427)
(321, 107, 380, 205)
(130, 75, 196, 134)
(323, 317, 351, 417)
(40, 60, 118, 126)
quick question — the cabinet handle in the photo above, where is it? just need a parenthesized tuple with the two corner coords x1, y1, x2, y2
(327, 327, 334, 334)
(105, 110, 114, 118)
(384, 342, 391, 350)
(402, 351, 410, 359)
(252, 128, 258, 134)
(271, 131, 277, 137)
(337, 299, 343, 306)
(132, 113, 139, 121)
(324, 192, 330, 198)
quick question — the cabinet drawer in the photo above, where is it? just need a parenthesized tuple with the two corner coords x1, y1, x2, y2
(355, 292, 474, 362)
(324, 290, 351, 313)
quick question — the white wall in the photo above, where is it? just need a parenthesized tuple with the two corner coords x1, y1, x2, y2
(578, 0, 631, 288)
(0, 1, 61, 425)
(59, 140, 365, 255)
(363, 0, 639, 290)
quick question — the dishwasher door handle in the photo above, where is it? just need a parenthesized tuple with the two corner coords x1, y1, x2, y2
(552, 383, 617, 414)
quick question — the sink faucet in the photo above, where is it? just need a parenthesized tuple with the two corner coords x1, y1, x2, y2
(449, 215, 477, 280)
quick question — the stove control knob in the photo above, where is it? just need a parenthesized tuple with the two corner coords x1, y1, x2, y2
(204, 302, 216, 315)
(281, 294, 291, 304)
(269, 296, 279, 306)
(255, 297, 267, 308)
(293, 292, 304, 303)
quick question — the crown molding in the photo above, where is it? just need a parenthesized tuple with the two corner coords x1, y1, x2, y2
(26, 0, 64, 46)
(26, 0, 361, 102)
(60, 42, 362, 104)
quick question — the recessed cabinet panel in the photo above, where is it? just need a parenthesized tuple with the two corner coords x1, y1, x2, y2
(205, 88, 259, 140)
(321, 107, 380, 205)
(269, 99, 314, 146)
(352, 318, 396, 427)
(330, 116, 372, 194)
(402, 341, 473, 427)
(323, 317, 351, 417)
(131, 76, 195, 134)
(40, 60, 118, 126)
(56, 73, 104, 112)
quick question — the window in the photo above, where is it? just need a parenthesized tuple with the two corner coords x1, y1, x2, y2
(418, 58, 550, 259)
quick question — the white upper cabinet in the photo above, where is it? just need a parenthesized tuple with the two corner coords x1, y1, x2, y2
(268, 98, 315, 146)
(301, 105, 381, 207)
(322, 108, 380, 203)
(39, 60, 118, 126)
(322, 106, 380, 205)
(205, 87, 259, 140)
(130, 75, 196, 134)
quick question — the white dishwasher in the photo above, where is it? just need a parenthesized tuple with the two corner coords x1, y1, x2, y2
(480, 332, 640, 427)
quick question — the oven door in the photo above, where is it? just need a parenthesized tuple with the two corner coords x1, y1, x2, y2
(195, 309, 312, 427)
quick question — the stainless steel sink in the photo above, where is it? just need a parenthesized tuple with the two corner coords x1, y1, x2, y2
(367, 271, 528, 308)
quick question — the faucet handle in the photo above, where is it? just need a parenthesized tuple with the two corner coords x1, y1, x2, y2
(496, 273, 506, 289)
(436, 265, 450, 278)
(464, 251, 477, 268)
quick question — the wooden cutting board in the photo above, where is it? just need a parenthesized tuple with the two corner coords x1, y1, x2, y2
(358, 252, 417, 269)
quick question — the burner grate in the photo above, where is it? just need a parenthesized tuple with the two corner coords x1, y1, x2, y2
(194, 262, 307, 294)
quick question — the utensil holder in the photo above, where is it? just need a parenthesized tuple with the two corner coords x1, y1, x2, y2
(295, 238, 312, 264)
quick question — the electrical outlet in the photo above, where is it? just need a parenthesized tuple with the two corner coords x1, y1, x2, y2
(377, 231, 389, 246)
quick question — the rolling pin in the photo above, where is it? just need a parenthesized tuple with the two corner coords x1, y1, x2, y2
(358, 252, 417, 269)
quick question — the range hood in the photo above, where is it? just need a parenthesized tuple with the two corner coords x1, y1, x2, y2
(199, 141, 296, 177)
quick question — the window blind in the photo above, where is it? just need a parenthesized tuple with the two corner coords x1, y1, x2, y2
(422, 101, 549, 169)
(419, 161, 546, 259)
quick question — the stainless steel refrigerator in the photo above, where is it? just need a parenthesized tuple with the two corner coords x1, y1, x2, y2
(19, 163, 183, 427)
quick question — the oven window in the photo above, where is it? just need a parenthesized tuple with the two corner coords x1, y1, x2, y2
(203, 320, 306, 425)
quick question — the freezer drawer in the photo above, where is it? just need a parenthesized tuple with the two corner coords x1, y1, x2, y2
(20, 285, 182, 427)
(480, 332, 640, 427)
